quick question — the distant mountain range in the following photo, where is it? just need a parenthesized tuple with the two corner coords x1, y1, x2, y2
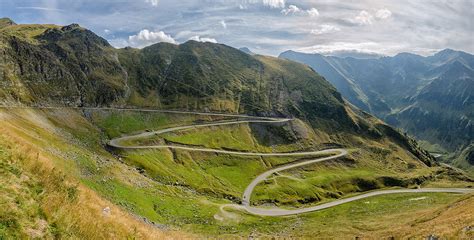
(280, 49, 474, 171)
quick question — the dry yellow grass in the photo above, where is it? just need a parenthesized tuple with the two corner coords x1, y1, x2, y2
(387, 195, 474, 239)
(0, 110, 193, 239)
(345, 194, 474, 239)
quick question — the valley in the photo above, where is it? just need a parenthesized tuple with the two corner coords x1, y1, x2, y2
(104, 108, 473, 216)
(280, 50, 474, 175)
(1, 106, 473, 238)
(0, 17, 473, 239)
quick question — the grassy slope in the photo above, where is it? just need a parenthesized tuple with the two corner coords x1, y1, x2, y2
(85, 109, 474, 236)
(138, 123, 305, 152)
(0, 22, 60, 44)
(114, 114, 474, 238)
(87, 109, 224, 138)
(450, 144, 474, 176)
(0, 110, 186, 239)
(0, 108, 473, 238)
(221, 193, 473, 239)
(129, 115, 472, 207)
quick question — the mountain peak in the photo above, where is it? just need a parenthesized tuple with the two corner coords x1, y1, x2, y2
(279, 50, 324, 58)
(432, 48, 462, 59)
(427, 48, 474, 67)
(437, 48, 457, 54)
(31, 22, 110, 49)
(279, 50, 296, 55)
(394, 52, 423, 58)
(239, 47, 255, 55)
(0, 17, 16, 28)
(61, 23, 82, 31)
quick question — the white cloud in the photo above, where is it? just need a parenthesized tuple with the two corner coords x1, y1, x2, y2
(307, 8, 320, 17)
(281, 5, 301, 15)
(262, 0, 285, 8)
(351, 10, 374, 25)
(220, 20, 227, 29)
(32, 0, 473, 56)
(349, 8, 392, 25)
(189, 36, 218, 43)
(16, 6, 64, 12)
(109, 38, 129, 49)
(310, 24, 341, 35)
(296, 41, 404, 55)
(241, 0, 285, 9)
(128, 29, 177, 48)
(375, 8, 392, 19)
(281, 5, 319, 17)
(145, 0, 159, 7)
(104, 29, 111, 34)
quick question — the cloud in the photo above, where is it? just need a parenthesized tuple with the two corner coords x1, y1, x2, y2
(220, 20, 227, 29)
(145, 0, 159, 7)
(7, 0, 473, 56)
(128, 29, 177, 48)
(108, 38, 129, 49)
(349, 8, 392, 25)
(104, 29, 111, 34)
(15, 6, 64, 12)
(281, 5, 319, 17)
(189, 36, 218, 43)
(262, 0, 285, 9)
(240, 0, 285, 9)
(310, 25, 341, 35)
(281, 5, 301, 15)
(375, 8, 392, 19)
(351, 10, 374, 25)
(307, 8, 320, 17)
(296, 41, 404, 56)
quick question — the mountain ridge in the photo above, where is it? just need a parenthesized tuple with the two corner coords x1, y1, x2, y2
(280, 49, 474, 172)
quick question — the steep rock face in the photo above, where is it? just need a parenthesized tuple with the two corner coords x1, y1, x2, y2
(279, 51, 372, 112)
(386, 61, 473, 152)
(451, 143, 474, 174)
(0, 23, 128, 106)
(279, 51, 440, 115)
(280, 49, 474, 163)
(463, 145, 474, 165)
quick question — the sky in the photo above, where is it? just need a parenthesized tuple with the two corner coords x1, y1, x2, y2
(1, 0, 473, 56)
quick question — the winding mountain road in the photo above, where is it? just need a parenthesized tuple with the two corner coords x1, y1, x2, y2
(3, 106, 472, 216)
(105, 110, 474, 216)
